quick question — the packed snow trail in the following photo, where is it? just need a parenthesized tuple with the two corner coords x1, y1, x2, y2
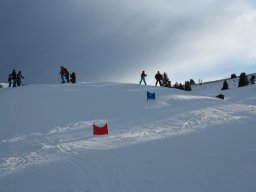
(1, 102, 255, 179)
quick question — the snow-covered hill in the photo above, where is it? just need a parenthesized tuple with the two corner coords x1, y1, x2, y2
(0, 81, 256, 192)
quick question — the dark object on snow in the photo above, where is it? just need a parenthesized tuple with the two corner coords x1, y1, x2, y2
(216, 94, 225, 99)
(70, 72, 76, 83)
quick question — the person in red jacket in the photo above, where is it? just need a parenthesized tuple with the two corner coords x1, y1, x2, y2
(60, 66, 66, 83)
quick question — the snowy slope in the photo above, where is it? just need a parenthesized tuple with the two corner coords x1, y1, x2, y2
(0, 81, 256, 192)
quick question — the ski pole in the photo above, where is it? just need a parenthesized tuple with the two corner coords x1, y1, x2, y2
(150, 79, 156, 86)
(22, 77, 26, 86)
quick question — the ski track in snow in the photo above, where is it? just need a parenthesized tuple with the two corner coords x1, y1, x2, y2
(0, 104, 256, 179)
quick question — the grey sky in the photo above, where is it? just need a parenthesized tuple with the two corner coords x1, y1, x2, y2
(0, 0, 256, 84)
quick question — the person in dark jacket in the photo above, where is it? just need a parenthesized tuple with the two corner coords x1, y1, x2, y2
(64, 68, 70, 83)
(17, 71, 24, 86)
(155, 71, 163, 86)
(139, 70, 147, 85)
(8, 73, 12, 87)
(11, 69, 17, 87)
(70, 72, 76, 83)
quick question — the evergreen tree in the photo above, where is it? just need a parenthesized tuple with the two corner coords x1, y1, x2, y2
(250, 74, 255, 84)
(189, 79, 195, 85)
(231, 74, 237, 79)
(221, 80, 229, 90)
(238, 72, 249, 87)
(184, 81, 192, 91)
(174, 82, 179, 89)
(178, 83, 184, 90)
(162, 72, 171, 87)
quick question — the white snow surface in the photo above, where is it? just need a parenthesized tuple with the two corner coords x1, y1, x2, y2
(0, 80, 256, 192)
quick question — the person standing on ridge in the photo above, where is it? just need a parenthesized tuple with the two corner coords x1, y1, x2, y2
(64, 68, 70, 83)
(60, 66, 66, 83)
(70, 72, 76, 83)
(11, 69, 17, 87)
(155, 71, 163, 86)
(17, 71, 24, 86)
(8, 73, 12, 87)
(139, 70, 147, 85)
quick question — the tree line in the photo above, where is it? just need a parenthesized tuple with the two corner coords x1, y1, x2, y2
(221, 72, 255, 90)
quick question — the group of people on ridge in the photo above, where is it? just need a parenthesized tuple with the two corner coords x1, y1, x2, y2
(6, 67, 164, 87)
(139, 70, 163, 86)
(8, 69, 24, 87)
(6, 66, 76, 87)
(59, 66, 76, 84)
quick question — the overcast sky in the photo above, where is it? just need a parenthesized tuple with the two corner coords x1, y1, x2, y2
(0, 0, 256, 85)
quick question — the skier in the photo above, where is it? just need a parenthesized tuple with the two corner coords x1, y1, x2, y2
(8, 73, 12, 87)
(59, 66, 66, 83)
(139, 70, 147, 85)
(17, 71, 24, 86)
(155, 71, 163, 86)
(11, 69, 17, 87)
(70, 72, 76, 84)
(64, 68, 70, 83)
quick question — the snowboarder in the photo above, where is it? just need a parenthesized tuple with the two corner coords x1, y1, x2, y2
(60, 66, 66, 83)
(17, 71, 24, 86)
(70, 72, 76, 84)
(139, 70, 147, 85)
(155, 71, 163, 86)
